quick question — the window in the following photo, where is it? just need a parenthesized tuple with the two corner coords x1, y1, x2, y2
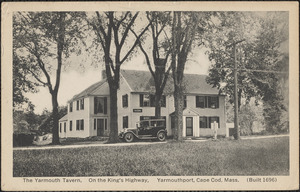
(80, 99, 84, 110)
(80, 120, 84, 130)
(76, 119, 84, 130)
(122, 94, 128, 108)
(76, 120, 79, 130)
(59, 123, 62, 133)
(123, 116, 128, 128)
(196, 96, 206, 108)
(140, 94, 166, 107)
(76, 100, 79, 110)
(196, 96, 219, 109)
(69, 102, 73, 112)
(69, 121, 72, 131)
(94, 119, 96, 130)
(208, 96, 219, 109)
(64, 122, 66, 132)
(199, 117, 208, 128)
(94, 97, 107, 114)
(104, 119, 107, 130)
(209, 117, 220, 128)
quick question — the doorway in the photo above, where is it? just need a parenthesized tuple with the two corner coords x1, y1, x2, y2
(186, 117, 193, 136)
(97, 119, 104, 136)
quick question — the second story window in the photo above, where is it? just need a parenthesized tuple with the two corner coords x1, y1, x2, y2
(196, 96, 219, 109)
(69, 102, 73, 112)
(140, 94, 166, 107)
(122, 94, 128, 108)
(196, 96, 206, 108)
(80, 99, 84, 110)
(94, 97, 107, 114)
(208, 96, 219, 109)
(76, 100, 79, 110)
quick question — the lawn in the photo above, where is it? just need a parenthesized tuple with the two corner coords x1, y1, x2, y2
(13, 137, 289, 176)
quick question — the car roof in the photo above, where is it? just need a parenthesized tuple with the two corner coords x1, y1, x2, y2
(137, 119, 165, 123)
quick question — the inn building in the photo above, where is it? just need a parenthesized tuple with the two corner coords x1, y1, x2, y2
(59, 70, 227, 138)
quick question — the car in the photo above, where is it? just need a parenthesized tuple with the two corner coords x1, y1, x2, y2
(119, 119, 167, 142)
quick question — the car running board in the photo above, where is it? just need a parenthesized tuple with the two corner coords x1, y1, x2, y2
(138, 136, 157, 140)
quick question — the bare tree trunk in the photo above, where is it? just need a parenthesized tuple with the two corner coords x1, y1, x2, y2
(173, 84, 184, 141)
(154, 87, 162, 118)
(51, 92, 60, 144)
(108, 83, 119, 143)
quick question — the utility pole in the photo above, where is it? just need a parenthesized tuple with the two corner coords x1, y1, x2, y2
(228, 39, 245, 140)
(233, 43, 240, 140)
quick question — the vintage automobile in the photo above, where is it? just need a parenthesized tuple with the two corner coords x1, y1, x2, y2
(119, 119, 167, 142)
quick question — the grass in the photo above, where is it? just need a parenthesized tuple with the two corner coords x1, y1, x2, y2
(13, 137, 289, 176)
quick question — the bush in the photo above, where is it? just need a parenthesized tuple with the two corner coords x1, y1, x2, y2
(13, 133, 35, 147)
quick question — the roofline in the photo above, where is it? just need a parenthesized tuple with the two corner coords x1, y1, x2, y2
(67, 79, 107, 103)
(120, 71, 133, 92)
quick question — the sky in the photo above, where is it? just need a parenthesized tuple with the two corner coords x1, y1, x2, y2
(25, 48, 211, 114)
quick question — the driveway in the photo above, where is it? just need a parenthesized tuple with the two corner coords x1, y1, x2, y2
(13, 140, 168, 151)
(13, 134, 289, 151)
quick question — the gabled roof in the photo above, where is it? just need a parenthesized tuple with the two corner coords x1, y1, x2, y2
(70, 79, 106, 101)
(121, 69, 219, 95)
(170, 107, 201, 116)
(59, 114, 68, 122)
(69, 69, 219, 103)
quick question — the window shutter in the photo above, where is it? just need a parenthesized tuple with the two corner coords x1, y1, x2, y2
(207, 96, 211, 108)
(217, 117, 220, 128)
(104, 97, 107, 114)
(208, 117, 211, 128)
(94, 97, 97, 114)
(140, 94, 143, 107)
(216, 96, 219, 108)
(195, 96, 198, 107)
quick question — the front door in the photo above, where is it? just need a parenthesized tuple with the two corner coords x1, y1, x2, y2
(186, 117, 193, 136)
(97, 119, 104, 136)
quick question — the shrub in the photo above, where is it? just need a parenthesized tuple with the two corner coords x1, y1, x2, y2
(13, 133, 35, 147)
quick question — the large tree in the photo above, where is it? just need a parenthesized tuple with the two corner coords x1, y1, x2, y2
(13, 12, 84, 144)
(131, 11, 172, 118)
(170, 12, 200, 141)
(87, 12, 151, 143)
(206, 12, 289, 133)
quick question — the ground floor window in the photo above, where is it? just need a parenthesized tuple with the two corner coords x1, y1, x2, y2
(199, 117, 207, 128)
(123, 116, 128, 128)
(76, 119, 84, 130)
(64, 122, 66, 132)
(59, 123, 62, 133)
(69, 121, 72, 131)
(199, 116, 220, 128)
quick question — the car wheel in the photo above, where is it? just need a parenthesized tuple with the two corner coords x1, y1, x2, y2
(157, 131, 166, 142)
(124, 132, 134, 142)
